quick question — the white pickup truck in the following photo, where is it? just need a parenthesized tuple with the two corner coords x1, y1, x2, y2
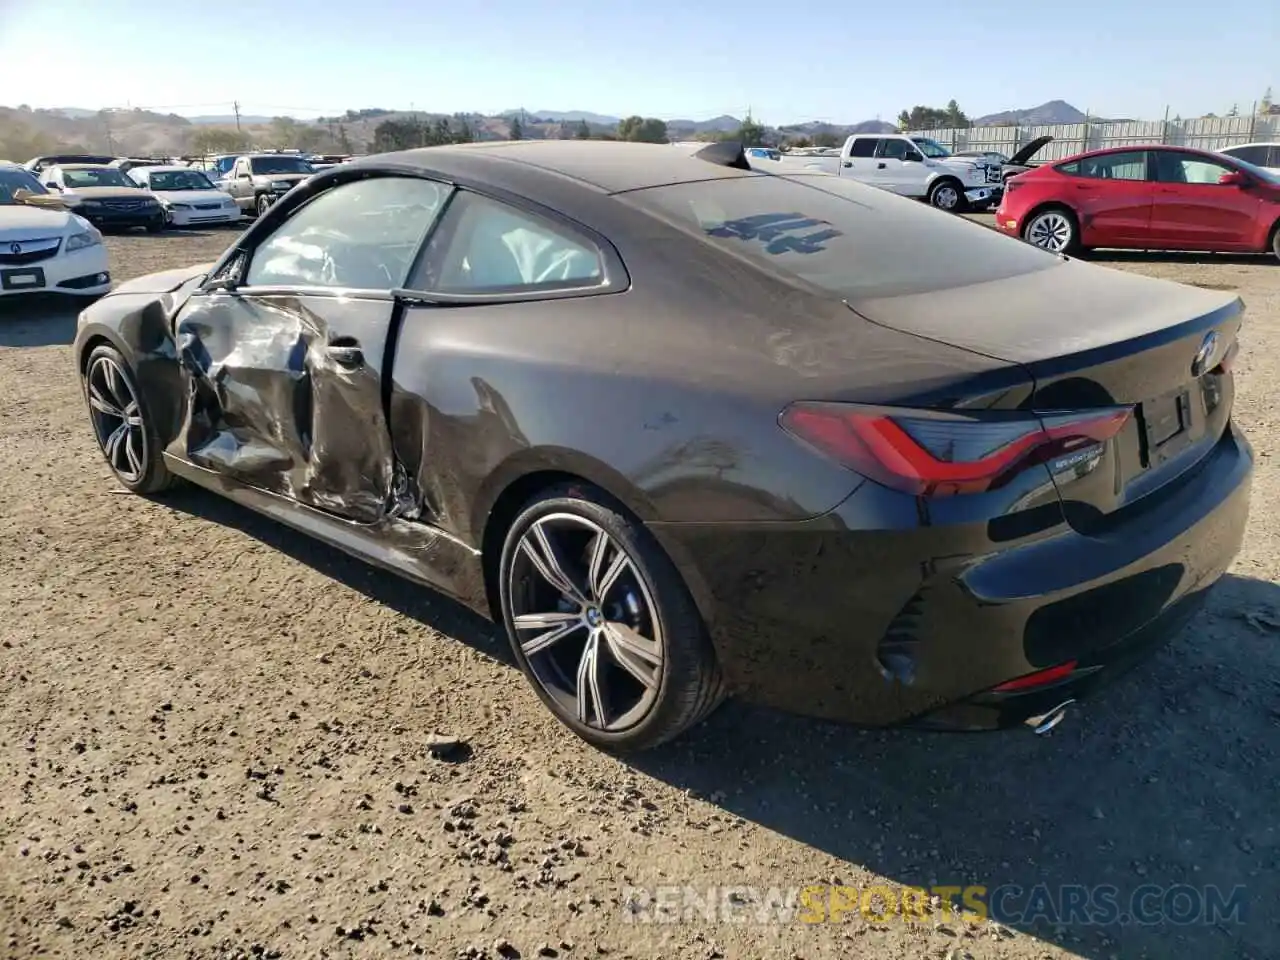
(791, 133, 1002, 212)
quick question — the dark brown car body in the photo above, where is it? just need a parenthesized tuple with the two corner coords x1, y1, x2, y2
(73, 142, 1252, 732)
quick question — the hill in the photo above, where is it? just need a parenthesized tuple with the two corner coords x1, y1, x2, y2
(973, 99, 1089, 126)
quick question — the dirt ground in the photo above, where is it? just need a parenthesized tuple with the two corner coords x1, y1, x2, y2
(1, 221, 1277, 960)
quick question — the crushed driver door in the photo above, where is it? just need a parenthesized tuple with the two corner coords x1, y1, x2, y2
(173, 285, 398, 524)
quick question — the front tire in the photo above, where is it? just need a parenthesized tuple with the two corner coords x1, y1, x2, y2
(255, 194, 272, 218)
(1023, 206, 1080, 255)
(498, 483, 725, 752)
(82, 344, 174, 494)
(928, 178, 966, 212)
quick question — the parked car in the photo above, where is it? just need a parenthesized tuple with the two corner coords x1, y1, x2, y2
(23, 154, 118, 175)
(954, 149, 1010, 164)
(999, 136, 1055, 182)
(0, 164, 110, 298)
(128, 166, 242, 227)
(41, 164, 167, 233)
(796, 133, 1001, 211)
(73, 140, 1251, 750)
(220, 153, 316, 218)
(1217, 142, 1280, 176)
(995, 144, 1280, 257)
(109, 157, 173, 176)
(745, 147, 781, 162)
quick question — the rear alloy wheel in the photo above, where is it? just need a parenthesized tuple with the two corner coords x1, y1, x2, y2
(499, 484, 724, 751)
(928, 179, 965, 212)
(256, 194, 273, 218)
(83, 344, 173, 494)
(1024, 208, 1078, 254)
(1270, 223, 1280, 261)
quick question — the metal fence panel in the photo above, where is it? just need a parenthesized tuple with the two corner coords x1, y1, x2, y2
(907, 113, 1277, 160)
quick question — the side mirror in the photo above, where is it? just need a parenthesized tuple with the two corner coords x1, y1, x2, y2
(44, 182, 59, 190)
(237, 172, 251, 180)
(1218, 171, 1248, 186)
(904, 151, 924, 163)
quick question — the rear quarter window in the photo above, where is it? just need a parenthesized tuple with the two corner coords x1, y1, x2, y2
(619, 173, 1059, 299)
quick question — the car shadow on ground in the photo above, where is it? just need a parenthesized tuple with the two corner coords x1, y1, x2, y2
(1084, 250, 1275, 267)
(0, 298, 81, 347)
(158, 487, 1277, 960)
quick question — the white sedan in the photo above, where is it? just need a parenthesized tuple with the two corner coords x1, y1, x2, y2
(128, 166, 242, 227)
(0, 165, 110, 299)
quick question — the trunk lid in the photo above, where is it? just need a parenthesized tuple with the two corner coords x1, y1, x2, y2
(848, 259, 1242, 527)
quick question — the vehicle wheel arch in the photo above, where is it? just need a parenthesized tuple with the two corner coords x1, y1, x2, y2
(1023, 201, 1080, 233)
(1267, 216, 1280, 258)
(475, 457, 713, 626)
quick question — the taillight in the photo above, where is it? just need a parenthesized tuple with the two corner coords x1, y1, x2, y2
(778, 402, 1132, 497)
(992, 660, 1078, 692)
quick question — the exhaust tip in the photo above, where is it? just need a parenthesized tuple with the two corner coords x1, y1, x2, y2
(1025, 699, 1075, 736)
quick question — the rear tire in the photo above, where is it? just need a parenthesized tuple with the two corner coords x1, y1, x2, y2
(928, 178, 966, 213)
(1023, 206, 1080, 255)
(498, 482, 725, 752)
(1269, 221, 1280, 261)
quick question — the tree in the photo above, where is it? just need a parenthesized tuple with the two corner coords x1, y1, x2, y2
(190, 127, 251, 157)
(897, 103, 967, 131)
(736, 112, 765, 147)
(617, 115, 668, 143)
(373, 118, 422, 152)
(509, 115, 524, 140)
(575, 119, 591, 139)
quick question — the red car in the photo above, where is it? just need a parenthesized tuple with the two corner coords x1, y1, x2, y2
(994, 145, 1280, 258)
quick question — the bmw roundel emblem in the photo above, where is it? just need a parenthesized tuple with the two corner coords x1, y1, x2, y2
(1191, 331, 1219, 377)
(9, 243, 20, 255)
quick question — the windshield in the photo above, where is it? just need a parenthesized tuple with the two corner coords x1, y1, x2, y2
(149, 170, 216, 191)
(250, 156, 315, 175)
(61, 168, 138, 189)
(621, 173, 1058, 300)
(910, 137, 952, 159)
(0, 168, 49, 203)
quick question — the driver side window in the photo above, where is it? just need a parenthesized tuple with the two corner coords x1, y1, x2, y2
(244, 176, 451, 290)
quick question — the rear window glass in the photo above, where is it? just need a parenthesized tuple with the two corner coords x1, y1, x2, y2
(621, 173, 1058, 299)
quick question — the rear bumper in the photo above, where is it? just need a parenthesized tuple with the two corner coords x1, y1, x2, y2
(649, 423, 1252, 729)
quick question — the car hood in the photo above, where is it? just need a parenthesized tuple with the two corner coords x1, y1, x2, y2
(1007, 135, 1053, 166)
(154, 189, 233, 204)
(65, 187, 155, 200)
(109, 262, 215, 296)
(253, 173, 310, 184)
(0, 203, 79, 235)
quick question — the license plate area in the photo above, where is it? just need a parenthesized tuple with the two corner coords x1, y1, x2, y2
(1, 267, 46, 290)
(1139, 388, 1193, 465)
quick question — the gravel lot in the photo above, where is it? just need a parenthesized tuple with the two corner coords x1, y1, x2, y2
(1, 220, 1277, 960)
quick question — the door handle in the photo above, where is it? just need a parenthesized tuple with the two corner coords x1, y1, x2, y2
(841, 160, 853, 168)
(325, 343, 364, 368)
(877, 162, 887, 169)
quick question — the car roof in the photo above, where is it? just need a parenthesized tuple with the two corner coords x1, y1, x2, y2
(354, 140, 757, 194)
(55, 163, 121, 171)
(1066, 144, 1227, 160)
(137, 165, 209, 174)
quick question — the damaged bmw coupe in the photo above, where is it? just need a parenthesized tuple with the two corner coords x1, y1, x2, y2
(75, 140, 1252, 751)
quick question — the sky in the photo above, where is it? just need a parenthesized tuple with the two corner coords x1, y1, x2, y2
(0, 0, 1275, 124)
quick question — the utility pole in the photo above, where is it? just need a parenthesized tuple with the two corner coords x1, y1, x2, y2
(103, 111, 115, 153)
(233, 101, 242, 131)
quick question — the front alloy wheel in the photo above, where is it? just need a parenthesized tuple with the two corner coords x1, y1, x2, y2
(256, 194, 273, 218)
(929, 179, 964, 212)
(83, 345, 172, 494)
(500, 485, 724, 751)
